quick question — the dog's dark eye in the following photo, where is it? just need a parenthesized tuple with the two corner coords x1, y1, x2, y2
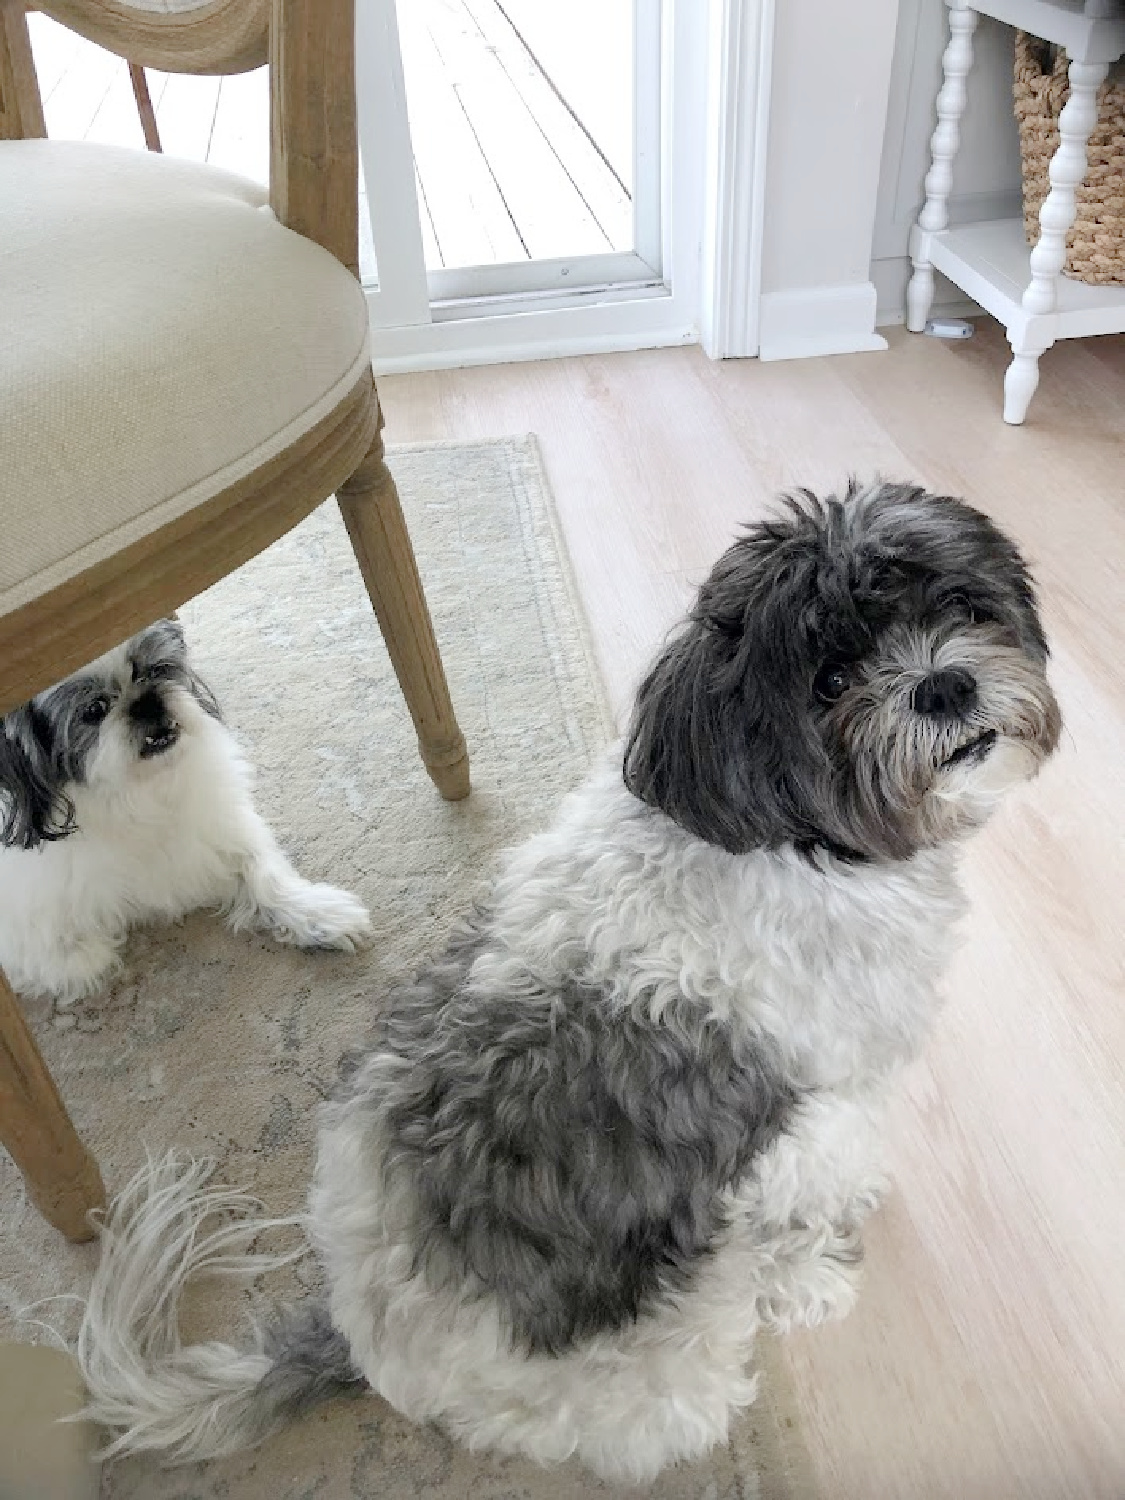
(81, 696, 111, 725)
(950, 595, 997, 626)
(813, 664, 851, 703)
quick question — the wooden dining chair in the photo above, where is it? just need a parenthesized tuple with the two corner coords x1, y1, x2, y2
(0, 0, 469, 1240)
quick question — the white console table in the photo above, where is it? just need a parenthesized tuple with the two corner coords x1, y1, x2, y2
(906, 0, 1125, 423)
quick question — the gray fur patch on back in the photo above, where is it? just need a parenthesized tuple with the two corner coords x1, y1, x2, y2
(366, 918, 796, 1356)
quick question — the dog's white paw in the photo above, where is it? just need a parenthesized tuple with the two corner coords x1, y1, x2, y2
(840, 1174, 888, 1230)
(42, 935, 123, 1007)
(755, 1221, 864, 1334)
(255, 883, 373, 953)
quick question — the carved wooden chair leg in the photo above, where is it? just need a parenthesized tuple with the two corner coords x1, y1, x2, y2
(0, 968, 105, 1241)
(337, 403, 470, 801)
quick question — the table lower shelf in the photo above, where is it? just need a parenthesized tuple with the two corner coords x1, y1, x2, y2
(926, 218, 1125, 341)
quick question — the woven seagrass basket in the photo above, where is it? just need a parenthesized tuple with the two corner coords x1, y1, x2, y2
(1013, 30, 1125, 284)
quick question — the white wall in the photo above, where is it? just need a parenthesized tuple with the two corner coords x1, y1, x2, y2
(756, 0, 900, 359)
(871, 0, 1023, 326)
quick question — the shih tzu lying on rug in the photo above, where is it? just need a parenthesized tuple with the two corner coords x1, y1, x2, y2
(0, 620, 371, 1003)
(76, 482, 1060, 1482)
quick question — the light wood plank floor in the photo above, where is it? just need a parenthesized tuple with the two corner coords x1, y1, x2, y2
(378, 320, 1125, 1500)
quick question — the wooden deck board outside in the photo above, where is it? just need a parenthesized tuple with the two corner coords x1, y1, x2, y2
(458, 0, 631, 252)
(495, 0, 634, 190)
(411, 0, 620, 262)
(30, 14, 82, 105)
(396, 0, 529, 269)
(31, 17, 120, 142)
(207, 66, 270, 187)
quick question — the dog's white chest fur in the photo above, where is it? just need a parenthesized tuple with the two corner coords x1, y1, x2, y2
(0, 714, 247, 997)
(489, 755, 967, 1089)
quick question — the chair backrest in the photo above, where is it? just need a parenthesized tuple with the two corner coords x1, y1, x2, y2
(0, 0, 358, 274)
(22, 0, 269, 74)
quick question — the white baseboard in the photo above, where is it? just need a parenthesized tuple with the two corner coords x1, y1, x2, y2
(757, 282, 888, 361)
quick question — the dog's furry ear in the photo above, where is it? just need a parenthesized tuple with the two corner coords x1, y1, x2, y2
(623, 530, 829, 855)
(166, 619, 223, 722)
(139, 617, 223, 721)
(0, 707, 77, 849)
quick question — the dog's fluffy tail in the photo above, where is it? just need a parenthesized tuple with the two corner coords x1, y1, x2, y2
(76, 1152, 362, 1463)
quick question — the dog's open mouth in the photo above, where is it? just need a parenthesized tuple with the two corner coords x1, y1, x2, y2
(139, 725, 181, 759)
(943, 729, 998, 768)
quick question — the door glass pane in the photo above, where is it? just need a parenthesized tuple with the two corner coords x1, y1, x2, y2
(394, 0, 634, 270)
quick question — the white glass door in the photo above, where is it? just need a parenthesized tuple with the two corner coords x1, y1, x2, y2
(356, 0, 704, 368)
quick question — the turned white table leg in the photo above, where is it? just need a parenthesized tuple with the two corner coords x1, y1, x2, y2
(1003, 346, 1047, 425)
(1002, 55, 1109, 422)
(907, 2, 978, 332)
(905, 261, 937, 336)
(1023, 57, 1108, 314)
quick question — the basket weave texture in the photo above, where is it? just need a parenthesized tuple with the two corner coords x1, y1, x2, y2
(1014, 30, 1125, 284)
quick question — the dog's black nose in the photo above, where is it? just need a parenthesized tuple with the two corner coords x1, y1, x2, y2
(129, 688, 167, 725)
(912, 668, 977, 718)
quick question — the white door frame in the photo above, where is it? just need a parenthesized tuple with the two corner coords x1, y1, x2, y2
(355, 0, 430, 329)
(699, 0, 776, 359)
(356, 0, 775, 373)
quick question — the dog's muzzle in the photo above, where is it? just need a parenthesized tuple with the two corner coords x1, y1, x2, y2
(130, 688, 182, 759)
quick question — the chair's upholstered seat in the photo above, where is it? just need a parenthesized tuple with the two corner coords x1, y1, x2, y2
(0, 140, 372, 618)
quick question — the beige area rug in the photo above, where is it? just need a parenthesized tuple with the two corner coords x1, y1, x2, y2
(0, 437, 816, 1500)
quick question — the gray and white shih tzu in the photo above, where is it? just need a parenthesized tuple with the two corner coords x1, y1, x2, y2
(75, 482, 1060, 1482)
(0, 619, 371, 1003)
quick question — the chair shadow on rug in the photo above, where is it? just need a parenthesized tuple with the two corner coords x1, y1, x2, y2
(0, 0, 469, 1241)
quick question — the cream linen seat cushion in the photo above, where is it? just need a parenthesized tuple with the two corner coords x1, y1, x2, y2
(0, 139, 373, 619)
